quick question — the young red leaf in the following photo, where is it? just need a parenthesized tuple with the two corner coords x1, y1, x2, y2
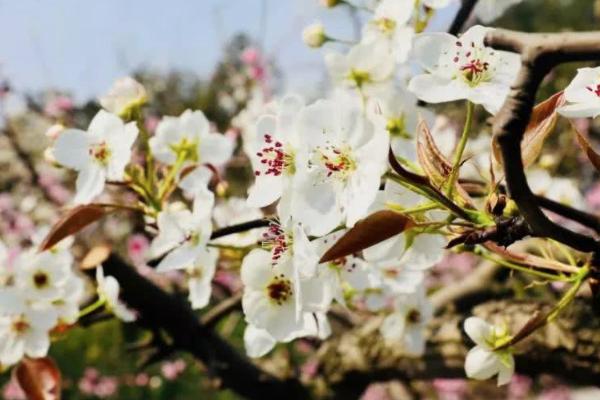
(571, 122, 600, 172)
(493, 91, 565, 168)
(14, 357, 62, 400)
(39, 205, 108, 251)
(319, 210, 415, 263)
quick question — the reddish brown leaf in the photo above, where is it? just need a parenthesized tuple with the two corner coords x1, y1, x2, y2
(14, 357, 61, 400)
(416, 118, 452, 186)
(319, 210, 415, 263)
(571, 122, 600, 172)
(493, 91, 565, 168)
(39, 205, 108, 251)
(416, 118, 473, 207)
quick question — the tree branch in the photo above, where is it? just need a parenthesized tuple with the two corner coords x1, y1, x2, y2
(486, 29, 600, 253)
(101, 254, 308, 400)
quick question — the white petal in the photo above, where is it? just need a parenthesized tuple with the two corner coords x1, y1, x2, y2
(557, 103, 600, 119)
(240, 249, 274, 290)
(156, 244, 199, 272)
(408, 74, 468, 104)
(74, 165, 106, 204)
(244, 324, 276, 358)
(464, 317, 494, 347)
(465, 346, 501, 380)
(198, 133, 234, 166)
(53, 129, 90, 170)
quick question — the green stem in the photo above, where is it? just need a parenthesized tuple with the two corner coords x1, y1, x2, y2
(476, 248, 570, 282)
(447, 101, 474, 198)
(77, 298, 106, 319)
(158, 152, 187, 201)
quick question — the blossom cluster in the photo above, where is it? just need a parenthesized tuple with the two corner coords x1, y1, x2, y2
(35, 0, 600, 390)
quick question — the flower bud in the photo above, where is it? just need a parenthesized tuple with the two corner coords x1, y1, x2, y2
(302, 23, 327, 48)
(45, 123, 65, 140)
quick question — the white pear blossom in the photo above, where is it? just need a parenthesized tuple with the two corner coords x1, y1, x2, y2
(325, 40, 395, 94)
(368, 86, 435, 164)
(243, 312, 331, 358)
(408, 25, 520, 114)
(149, 190, 214, 272)
(246, 95, 304, 211)
(557, 67, 600, 119)
(149, 109, 233, 167)
(363, 0, 415, 63)
(380, 288, 432, 356)
(99, 76, 147, 116)
(240, 249, 305, 340)
(13, 249, 70, 302)
(186, 247, 218, 310)
(293, 98, 389, 236)
(96, 266, 136, 322)
(213, 197, 264, 247)
(0, 289, 58, 366)
(464, 317, 515, 385)
(178, 165, 213, 199)
(303, 22, 327, 48)
(53, 110, 139, 204)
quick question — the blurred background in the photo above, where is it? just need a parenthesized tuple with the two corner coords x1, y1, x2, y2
(0, 0, 598, 399)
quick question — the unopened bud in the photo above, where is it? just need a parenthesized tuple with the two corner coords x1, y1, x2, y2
(302, 23, 327, 48)
(45, 123, 65, 140)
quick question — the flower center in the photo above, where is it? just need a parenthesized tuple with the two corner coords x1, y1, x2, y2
(11, 317, 30, 334)
(266, 274, 293, 305)
(170, 137, 199, 161)
(452, 41, 492, 87)
(406, 308, 422, 325)
(254, 134, 295, 177)
(89, 141, 111, 165)
(375, 18, 396, 35)
(386, 116, 411, 139)
(311, 143, 356, 181)
(586, 83, 600, 97)
(347, 69, 372, 88)
(261, 222, 291, 264)
(32, 271, 49, 289)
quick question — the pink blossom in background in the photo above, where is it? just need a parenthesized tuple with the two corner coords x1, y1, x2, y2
(127, 234, 150, 266)
(78, 367, 119, 398)
(213, 270, 242, 292)
(538, 385, 571, 400)
(145, 115, 160, 134)
(300, 359, 319, 380)
(160, 359, 186, 380)
(241, 47, 260, 65)
(38, 171, 70, 205)
(2, 378, 25, 400)
(508, 375, 532, 399)
(585, 183, 600, 210)
(134, 373, 150, 387)
(44, 95, 74, 117)
(433, 378, 468, 400)
(361, 383, 391, 400)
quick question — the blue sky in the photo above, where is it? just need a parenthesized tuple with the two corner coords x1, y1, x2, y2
(0, 0, 456, 103)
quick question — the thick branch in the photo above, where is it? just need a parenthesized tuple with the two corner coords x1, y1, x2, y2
(486, 29, 600, 253)
(317, 299, 600, 398)
(102, 254, 307, 400)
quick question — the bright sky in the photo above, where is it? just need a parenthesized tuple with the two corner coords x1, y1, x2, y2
(0, 0, 456, 103)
